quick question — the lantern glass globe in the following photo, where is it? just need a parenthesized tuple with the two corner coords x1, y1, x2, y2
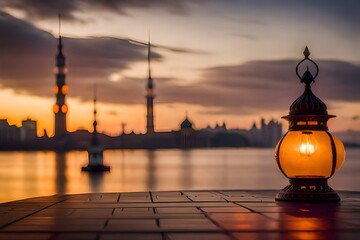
(275, 130, 345, 179)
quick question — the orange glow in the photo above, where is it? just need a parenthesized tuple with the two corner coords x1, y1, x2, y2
(53, 104, 59, 113)
(53, 67, 68, 74)
(299, 132, 316, 156)
(0, 86, 358, 138)
(299, 143, 315, 156)
(62, 85, 69, 95)
(276, 131, 345, 178)
(333, 134, 346, 172)
(277, 203, 339, 239)
(61, 104, 68, 113)
(53, 86, 58, 94)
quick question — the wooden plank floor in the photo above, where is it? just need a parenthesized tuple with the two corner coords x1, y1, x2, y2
(0, 190, 359, 239)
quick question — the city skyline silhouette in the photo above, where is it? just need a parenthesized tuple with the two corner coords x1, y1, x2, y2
(0, 1, 359, 139)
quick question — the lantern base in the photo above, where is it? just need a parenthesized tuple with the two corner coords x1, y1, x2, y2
(275, 179, 340, 202)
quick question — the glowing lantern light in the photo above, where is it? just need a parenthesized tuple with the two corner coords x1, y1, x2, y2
(275, 47, 345, 202)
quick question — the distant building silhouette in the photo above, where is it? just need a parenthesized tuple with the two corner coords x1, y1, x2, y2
(0, 118, 38, 149)
(0, 113, 285, 150)
(53, 15, 68, 137)
(146, 37, 155, 134)
(247, 118, 283, 147)
(20, 118, 37, 141)
(0, 119, 20, 144)
(198, 121, 248, 148)
(180, 114, 194, 148)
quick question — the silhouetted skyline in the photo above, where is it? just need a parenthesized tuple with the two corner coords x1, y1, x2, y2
(0, 1, 359, 136)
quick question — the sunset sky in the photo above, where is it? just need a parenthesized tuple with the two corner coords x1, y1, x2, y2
(0, 0, 359, 136)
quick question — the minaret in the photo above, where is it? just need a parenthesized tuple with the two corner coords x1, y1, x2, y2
(146, 37, 155, 134)
(82, 86, 110, 172)
(53, 14, 68, 137)
(92, 86, 99, 146)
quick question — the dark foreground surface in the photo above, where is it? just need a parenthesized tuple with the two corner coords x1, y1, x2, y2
(0, 190, 359, 240)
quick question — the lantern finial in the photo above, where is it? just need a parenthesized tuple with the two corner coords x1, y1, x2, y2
(296, 46, 319, 86)
(303, 46, 310, 58)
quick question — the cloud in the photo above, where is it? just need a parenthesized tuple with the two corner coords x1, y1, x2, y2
(1, 0, 206, 21)
(206, 59, 360, 110)
(155, 59, 360, 115)
(0, 11, 154, 101)
(0, 12, 208, 107)
(1, 11, 359, 117)
(127, 38, 210, 55)
(232, 33, 257, 40)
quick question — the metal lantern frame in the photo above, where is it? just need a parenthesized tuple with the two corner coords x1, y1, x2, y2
(275, 47, 345, 202)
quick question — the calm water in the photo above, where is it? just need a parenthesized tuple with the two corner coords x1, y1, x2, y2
(0, 148, 359, 203)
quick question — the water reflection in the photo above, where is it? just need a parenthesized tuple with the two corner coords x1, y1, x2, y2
(55, 152, 66, 195)
(147, 150, 156, 190)
(0, 148, 359, 203)
(180, 150, 192, 189)
(87, 172, 104, 193)
(277, 202, 339, 240)
(23, 152, 37, 196)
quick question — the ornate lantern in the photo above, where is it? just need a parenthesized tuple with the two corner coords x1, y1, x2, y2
(275, 47, 345, 202)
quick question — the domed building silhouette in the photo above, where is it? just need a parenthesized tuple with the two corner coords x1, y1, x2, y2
(180, 114, 194, 148)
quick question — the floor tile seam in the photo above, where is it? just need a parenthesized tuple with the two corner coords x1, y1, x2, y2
(117, 193, 122, 203)
(231, 201, 277, 221)
(217, 190, 231, 197)
(101, 219, 110, 233)
(151, 205, 168, 240)
(0, 197, 72, 231)
(148, 191, 162, 236)
(147, 192, 152, 202)
(162, 232, 169, 240)
(214, 190, 230, 198)
(181, 192, 195, 203)
(214, 190, 233, 204)
(197, 207, 238, 240)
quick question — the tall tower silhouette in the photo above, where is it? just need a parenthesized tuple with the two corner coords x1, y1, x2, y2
(146, 37, 155, 134)
(82, 85, 110, 172)
(92, 85, 99, 146)
(53, 15, 68, 137)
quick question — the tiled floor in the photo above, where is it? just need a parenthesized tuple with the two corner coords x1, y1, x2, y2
(0, 190, 359, 239)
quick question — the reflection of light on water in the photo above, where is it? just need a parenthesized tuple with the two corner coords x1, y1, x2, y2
(277, 203, 339, 240)
(147, 150, 156, 190)
(55, 152, 66, 195)
(0, 148, 359, 203)
(87, 172, 104, 193)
